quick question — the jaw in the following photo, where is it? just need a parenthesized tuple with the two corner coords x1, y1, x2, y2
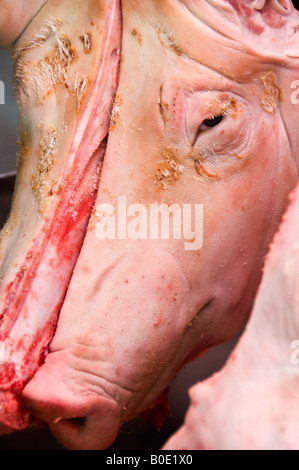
(0, 0, 122, 431)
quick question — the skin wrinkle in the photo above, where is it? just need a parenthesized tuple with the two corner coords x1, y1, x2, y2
(71, 355, 155, 427)
(13, 15, 63, 65)
(282, 118, 297, 172)
(156, 31, 243, 82)
(258, 68, 297, 174)
(49, 348, 135, 403)
(136, 1, 260, 83)
(139, 5, 242, 82)
(159, 46, 253, 168)
(78, 368, 135, 399)
(179, 0, 244, 42)
(168, 43, 254, 86)
(75, 251, 196, 424)
(12, 0, 49, 48)
(278, 98, 296, 167)
(183, 298, 215, 333)
(185, 90, 251, 179)
(185, 92, 246, 149)
(47, 250, 194, 417)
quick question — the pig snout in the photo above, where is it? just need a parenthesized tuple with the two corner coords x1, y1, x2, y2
(22, 247, 193, 450)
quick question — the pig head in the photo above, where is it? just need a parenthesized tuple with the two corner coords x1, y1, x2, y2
(1, 0, 299, 449)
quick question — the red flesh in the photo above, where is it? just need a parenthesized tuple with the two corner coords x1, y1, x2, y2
(0, 0, 121, 430)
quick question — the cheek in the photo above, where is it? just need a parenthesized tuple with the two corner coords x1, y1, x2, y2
(232, 119, 295, 211)
(192, 154, 287, 264)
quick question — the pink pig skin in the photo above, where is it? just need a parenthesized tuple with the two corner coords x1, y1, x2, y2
(0, 0, 298, 450)
(22, 0, 299, 449)
(163, 179, 299, 450)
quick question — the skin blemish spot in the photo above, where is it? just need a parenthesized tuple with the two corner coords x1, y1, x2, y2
(233, 149, 243, 160)
(110, 95, 123, 131)
(155, 149, 184, 190)
(158, 86, 169, 125)
(73, 76, 90, 112)
(194, 159, 220, 180)
(157, 27, 182, 56)
(31, 122, 58, 213)
(79, 31, 93, 53)
(16, 126, 30, 171)
(55, 34, 78, 67)
(131, 28, 143, 46)
(259, 71, 281, 113)
(225, 99, 243, 120)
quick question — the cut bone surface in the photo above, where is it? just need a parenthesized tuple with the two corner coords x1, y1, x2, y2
(0, 0, 299, 450)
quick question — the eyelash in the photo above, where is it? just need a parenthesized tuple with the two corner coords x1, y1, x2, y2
(200, 113, 224, 130)
(191, 113, 225, 146)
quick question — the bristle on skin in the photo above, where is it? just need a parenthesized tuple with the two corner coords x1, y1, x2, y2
(13, 15, 84, 104)
(13, 16, 64, 64)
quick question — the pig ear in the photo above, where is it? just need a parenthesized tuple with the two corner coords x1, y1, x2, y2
(229, 0, 292, 15)
(211, 0, 299, 59)
(197, 0, 298, 41)
(226, 0, 296, 28)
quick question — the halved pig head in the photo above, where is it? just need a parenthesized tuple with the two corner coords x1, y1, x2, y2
(1, 0, 299, 449)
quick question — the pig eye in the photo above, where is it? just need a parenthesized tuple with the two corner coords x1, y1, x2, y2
(200, 113, 224, 130)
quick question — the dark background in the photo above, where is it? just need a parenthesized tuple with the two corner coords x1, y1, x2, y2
(0, 50, 18, 177)
(0, 49, 237, 450)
